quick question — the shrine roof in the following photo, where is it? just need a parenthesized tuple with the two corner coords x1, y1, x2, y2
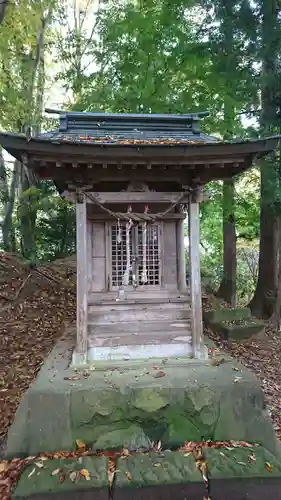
(0, 111, 279, 186)
(37, 110, 216, 145)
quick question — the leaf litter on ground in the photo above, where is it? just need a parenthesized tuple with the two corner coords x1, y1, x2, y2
(0, 261, 280, 497)
(204, 293, 281, 442)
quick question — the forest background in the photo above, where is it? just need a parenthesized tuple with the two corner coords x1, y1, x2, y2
(1, 0, 281, 321)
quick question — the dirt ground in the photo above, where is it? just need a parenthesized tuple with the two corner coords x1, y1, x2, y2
(203, 296, 281, 442)
(0, 253, 76, 446)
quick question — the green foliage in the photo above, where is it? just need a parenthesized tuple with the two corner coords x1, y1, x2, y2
(0, 0, 279, 315)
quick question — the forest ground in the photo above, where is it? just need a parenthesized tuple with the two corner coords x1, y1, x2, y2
(0, 252, 281, 449)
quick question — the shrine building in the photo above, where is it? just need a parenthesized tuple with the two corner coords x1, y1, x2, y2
(0, 111, 278, 365)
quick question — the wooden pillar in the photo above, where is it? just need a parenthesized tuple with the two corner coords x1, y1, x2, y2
(72, 192, 88, 365)
(176, 205, 187, 293)
(188, 189, 204, 358)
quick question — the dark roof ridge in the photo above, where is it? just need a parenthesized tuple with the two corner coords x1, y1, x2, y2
(45, 109, 210, 121)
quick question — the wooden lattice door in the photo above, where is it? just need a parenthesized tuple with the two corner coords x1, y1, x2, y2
(109, 222, 161, 290)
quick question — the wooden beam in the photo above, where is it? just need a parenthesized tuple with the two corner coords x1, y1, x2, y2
(83, 191, 190, 204)
(72, 192, 88, 366)
(188, 197, 204, 358)
(87, 212, 186, 221)
(30, 155, 245, 167)
(62, 188, 211, 206)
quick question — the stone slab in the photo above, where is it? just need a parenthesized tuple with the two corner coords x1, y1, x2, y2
(13, 456, 108, 499)
(213, 321, 265, 340)
(115, 451, 202, 486)
(204, 307, 252, 323)
(205, 446, 281, 478)
(114, 478, 281, 500)
(5, 336, 281, 461)
(114, 449, 281, 500)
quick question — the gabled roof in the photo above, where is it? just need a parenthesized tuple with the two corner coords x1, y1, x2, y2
(0, 110, 279, 187)
(39, 110, 215, 145)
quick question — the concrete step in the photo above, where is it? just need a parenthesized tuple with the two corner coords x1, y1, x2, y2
(88, 331, 192, 348)
(88, 340, 193, 361)
(88, 319, 191, 336)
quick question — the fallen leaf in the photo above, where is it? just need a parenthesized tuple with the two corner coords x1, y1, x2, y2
(80, 468, 90, 480)
(152, 370, 166, 378)
(59, 475, 66, 483)
(125, 471, 132, 480)
(51, 468, 61, 476)
(233, 377, 243, 383)
(69, 471, 78, 483)
(64, 375, 80, 381)
(211, 358, 225, 366)
(76, 439, 86, 450)
(28, 468, 36, 478)
(0, 461, 8, 473)
(35, 461, 44, 468)
(265, 462, 273, 472)
(156, 440, 162, 451)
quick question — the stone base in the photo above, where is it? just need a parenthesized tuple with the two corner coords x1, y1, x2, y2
(204, 307, 265, 341)
(72, 349, 88, 366)
(13, 448, 281, 499)
(5, 336, 281, 460)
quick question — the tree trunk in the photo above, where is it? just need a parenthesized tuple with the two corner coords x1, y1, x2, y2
(272, 214, 281, 330)
(1, 155, 18, 253)
(0, 0, 8, 25)
(17, 8, 52, 260)
(248, 0, 279, 318)
(215, 0, 237, 306)
(216, 178, 236, 306)
(249, 176, 278, 318)
(18, 169, 37, 262)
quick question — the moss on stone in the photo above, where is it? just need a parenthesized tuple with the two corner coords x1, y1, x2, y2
(12, 456, 108, 498)
(94, 423, 151, 451)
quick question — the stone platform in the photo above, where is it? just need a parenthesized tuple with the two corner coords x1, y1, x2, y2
(5, 335, 281, 461)
(204, 307, 265, 341)
(13, 447, 281, 499)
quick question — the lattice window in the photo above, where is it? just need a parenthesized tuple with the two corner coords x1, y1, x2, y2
(111, 224, 132, 287)
(110, 222, 160, 288)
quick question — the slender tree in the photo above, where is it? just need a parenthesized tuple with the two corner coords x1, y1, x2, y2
(249, 0, 281, 318)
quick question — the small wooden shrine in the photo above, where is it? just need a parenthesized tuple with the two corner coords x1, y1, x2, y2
(0, 111, 278, 365)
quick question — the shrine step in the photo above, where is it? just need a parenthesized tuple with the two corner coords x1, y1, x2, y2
(88, 330, 192, 349)
(88, 301, 191, 324)
(88, 292, 190, 303)
(87, 338, 193, 361)
(88, 319, 191, 336)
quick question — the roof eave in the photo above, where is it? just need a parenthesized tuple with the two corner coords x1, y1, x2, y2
(0, 132, 279, 162)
